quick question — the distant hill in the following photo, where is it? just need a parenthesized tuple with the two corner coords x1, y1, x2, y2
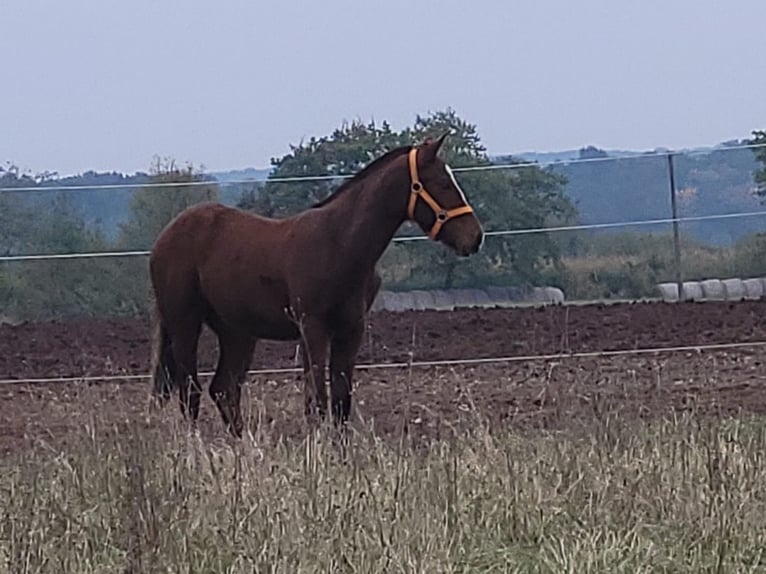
(23, 171, 152, 239)
(509, 148, 642, 164)
(1, 168, 270, 240)
(539, 144, 762, 246)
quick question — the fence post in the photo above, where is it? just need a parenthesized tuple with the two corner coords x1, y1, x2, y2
(667, 153, 683, 300)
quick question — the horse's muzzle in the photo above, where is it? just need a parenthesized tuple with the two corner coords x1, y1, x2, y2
(457, 228, 484, 257)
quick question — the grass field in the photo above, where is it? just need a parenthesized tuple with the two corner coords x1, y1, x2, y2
(3, 402, 766, 573)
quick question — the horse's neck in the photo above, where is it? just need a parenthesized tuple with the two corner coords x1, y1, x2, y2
(323, 158, 409, 268)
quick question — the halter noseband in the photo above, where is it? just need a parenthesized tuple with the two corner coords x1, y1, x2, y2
(407, 147, 475, 240)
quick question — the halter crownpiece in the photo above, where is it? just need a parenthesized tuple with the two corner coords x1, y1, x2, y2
(407, 147, 475, 240)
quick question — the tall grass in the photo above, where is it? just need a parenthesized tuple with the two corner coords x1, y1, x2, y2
(2, 411, 766, 573)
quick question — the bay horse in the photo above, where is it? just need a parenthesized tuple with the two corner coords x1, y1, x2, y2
(148, 133, 484, 437)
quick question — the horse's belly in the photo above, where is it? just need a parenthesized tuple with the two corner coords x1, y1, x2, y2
(211, 304, 300, 340)
(200, 268, 300, 339)
(247, 316, 300, 340)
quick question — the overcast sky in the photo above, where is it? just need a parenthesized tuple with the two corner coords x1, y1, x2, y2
(2, 0, 764, 176)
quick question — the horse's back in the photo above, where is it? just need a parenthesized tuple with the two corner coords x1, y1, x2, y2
(151, 202, 274, 262)
(150, 202, 295, 333)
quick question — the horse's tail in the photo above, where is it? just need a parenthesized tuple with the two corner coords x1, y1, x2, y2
(150, 300, 176, 404)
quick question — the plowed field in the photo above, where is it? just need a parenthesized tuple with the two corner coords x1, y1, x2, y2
(2, 300, 765, 454)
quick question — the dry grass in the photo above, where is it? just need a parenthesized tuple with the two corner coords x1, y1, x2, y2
(3, 405, 766, 574)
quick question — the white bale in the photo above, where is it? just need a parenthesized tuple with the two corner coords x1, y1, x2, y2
(721, 278, 746, 301)
(657, 282, 679, 302)
(397, 292, 418, 311)
(462, 288, 491, 308)
(410, 290, 435, 311)
(530, 286, 564, 304)
(450, 289, 477, 308)
(700, 279, 725, 300)
(680, 281, 703, 301)
(543, 286, 565, 304)
(530, 287, 546, 302)
(485, 285, 511, 301)
(376, 291, 397, 312)
(369, 292, 385, 312)
(743, 278, 764, 299)
(509, 285, 534, 300)
(380, 291, 414, 312)
(407, 292, 425, 311)
(484, 286, 517, 308)
(430, 290, 455, 311)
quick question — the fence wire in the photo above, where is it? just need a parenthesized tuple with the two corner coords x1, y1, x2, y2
(3, 208, 766, 262)
(2, 340, 765, 387)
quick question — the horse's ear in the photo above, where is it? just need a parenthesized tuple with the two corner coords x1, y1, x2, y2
(421, 132, 449, 162)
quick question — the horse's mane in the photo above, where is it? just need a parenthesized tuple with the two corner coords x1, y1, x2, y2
(311, 145, 412, 209)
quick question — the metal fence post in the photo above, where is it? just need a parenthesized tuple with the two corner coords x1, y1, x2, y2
(667, 153, 683, 300)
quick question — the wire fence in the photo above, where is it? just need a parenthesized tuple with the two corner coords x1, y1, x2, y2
(2, 339, 766, 387)
(4, 209, 766, 262)
(2, 141, 766, 317)
(2, 142, 766, 388)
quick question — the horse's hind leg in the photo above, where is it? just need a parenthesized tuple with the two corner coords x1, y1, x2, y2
(209, 332, 255, 437)
(168, 317, 204, 422)
(299, 317, 330, 423)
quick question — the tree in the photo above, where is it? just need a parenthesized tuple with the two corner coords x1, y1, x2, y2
(0, 165, 35, 315)
(579, 145, 608, 160)
(240, 108, 577, 290)
(118, 157, 219, 250)
(386, 109, 575, 289)
(0, 165, 37, 257)
(0, 168, 122, 319)
(244, 120, 409, 217)
(7, 194, 120, 319)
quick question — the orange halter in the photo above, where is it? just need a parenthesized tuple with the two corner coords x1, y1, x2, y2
(407, 147, 475, 240)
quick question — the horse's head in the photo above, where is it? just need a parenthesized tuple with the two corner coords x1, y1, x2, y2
(406, 133, 484, 256)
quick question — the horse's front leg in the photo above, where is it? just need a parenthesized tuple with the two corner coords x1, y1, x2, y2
(329, 319, 364, 427)
(299, 317, 330, 423)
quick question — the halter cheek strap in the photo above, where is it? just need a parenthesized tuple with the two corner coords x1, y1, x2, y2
(407, 147, 475, 240)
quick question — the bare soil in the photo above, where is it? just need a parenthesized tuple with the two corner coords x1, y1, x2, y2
(2, 300, 766, 455)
